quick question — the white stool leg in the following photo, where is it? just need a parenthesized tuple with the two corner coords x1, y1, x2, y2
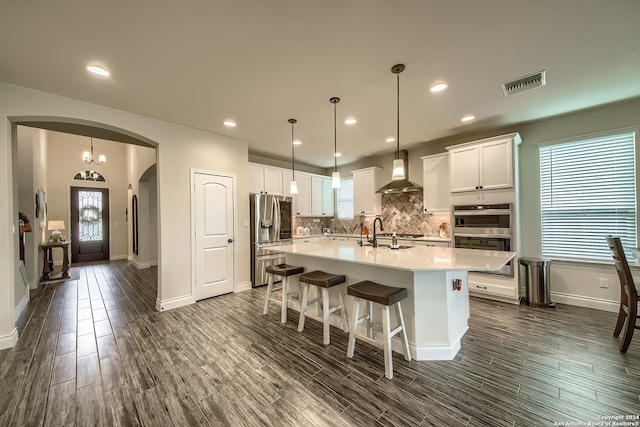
(395, 302, 411, 361)
(316, 286, 323, 318)
(322, 287, 330, 345)
(263, 273, 274, 315)
(280, 276, 289, 324)
(367, 301, 374, 339)
(382, 305, 393, 380)
(347, 297, 360, 358)
(298, 283, 310, 332)
(338, 289, 349, 333)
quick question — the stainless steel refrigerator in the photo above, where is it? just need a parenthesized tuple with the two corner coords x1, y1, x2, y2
(250, 194, 293, 287)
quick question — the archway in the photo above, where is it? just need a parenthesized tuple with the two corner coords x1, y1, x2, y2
(10, 116, 160, 325)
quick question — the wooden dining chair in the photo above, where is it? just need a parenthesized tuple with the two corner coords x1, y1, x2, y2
(606, 236, 640, 353)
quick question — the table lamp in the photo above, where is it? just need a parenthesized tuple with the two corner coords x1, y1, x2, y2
(47, 220, 66, 242)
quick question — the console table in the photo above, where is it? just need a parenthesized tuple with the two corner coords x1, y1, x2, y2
(40, 241, 71, 281)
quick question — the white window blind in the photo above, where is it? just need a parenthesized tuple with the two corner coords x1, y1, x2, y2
(540, 131, 636, 261)
(337, 178, 354, 220)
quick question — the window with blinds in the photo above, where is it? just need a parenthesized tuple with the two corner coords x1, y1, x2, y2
(337, 178, 354, 219)
(539, 131, 636, 261)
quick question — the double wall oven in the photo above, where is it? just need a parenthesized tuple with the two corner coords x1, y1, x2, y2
(453, 203, 513, 276)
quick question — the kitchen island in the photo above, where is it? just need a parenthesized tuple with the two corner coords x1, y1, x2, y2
(273, 240, 516, 361)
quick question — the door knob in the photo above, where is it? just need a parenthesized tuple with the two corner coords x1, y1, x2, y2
(228, 239, 234, 243)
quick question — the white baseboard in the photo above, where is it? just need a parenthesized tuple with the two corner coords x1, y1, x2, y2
(413, 340, 462, 361)
(156, 295, 194, 311)
(132, 259, 151, 270)
(551, 292, 618, 313)
(29, 280, 39, 290)
(15, 294, 28, 321)
(110, 255, 128, 261)
(0, 328, 19, 350)
(150, 260, 158, 267)
(236, 281, 252, 293)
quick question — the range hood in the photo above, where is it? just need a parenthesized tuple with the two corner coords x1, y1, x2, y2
(376, 150, 423, 194)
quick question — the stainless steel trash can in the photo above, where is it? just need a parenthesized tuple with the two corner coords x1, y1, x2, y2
(519, 257, 555, 308)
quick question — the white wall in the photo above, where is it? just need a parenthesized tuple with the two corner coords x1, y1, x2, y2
(0, 82, 250, 349)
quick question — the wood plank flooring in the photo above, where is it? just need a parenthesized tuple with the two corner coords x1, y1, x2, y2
(1, 260, 639, 426)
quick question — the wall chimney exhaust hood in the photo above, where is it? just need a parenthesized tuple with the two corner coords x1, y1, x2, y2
(376, 150, 423, 194)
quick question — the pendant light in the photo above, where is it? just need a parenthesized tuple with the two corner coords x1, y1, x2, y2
(391, 64, 405, 180)
(288, 118, 298, 194)
(330, 97, 341, 189)
(82, 137, 106, 165)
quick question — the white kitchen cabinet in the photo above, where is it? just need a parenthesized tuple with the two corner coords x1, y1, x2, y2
(412, 240, 450, 248)
(248, 163, 284, 195)
(421, 153, 450, 213)
(311, 176, 334, 217)
(294, 173, 312, 216)
(352, 167, 383, 216)
(447, 133, 521, 193)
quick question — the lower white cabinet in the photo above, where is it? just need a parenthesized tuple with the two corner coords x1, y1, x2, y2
(412, 240, 450, 247)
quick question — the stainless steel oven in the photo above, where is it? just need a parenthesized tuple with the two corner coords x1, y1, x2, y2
(453, 203, 513, 276)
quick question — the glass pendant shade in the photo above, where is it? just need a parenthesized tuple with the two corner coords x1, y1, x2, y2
(392, 158, 406, 180)
(290, 180, 298, 194)
(82, 151, 90, 162)
(98, 154, 106, 163)
(332, 171, 341, 188)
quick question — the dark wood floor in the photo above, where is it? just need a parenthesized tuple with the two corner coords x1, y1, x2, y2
(1, 260, 639, 426)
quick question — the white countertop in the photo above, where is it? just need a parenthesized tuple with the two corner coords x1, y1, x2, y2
(274, 240, 515, 272)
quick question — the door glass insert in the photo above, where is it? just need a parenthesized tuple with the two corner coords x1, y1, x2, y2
(78, 190, 103, 241)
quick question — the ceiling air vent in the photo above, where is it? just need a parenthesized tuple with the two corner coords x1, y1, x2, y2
(501, 70, 546, 96)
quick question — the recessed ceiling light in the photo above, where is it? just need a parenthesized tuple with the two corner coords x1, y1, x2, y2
(86, 65, 109, 77)
(223, 120, 237, 127)
(293, 140, 302, 145)
(461, 114, 476, 122)
(430, 82, 448, 93)
(385, 137, 396, 143)
(344, 118, 357, 125)
(334, 152, 342, 157)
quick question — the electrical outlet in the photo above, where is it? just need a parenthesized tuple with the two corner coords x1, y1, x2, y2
(599, 278, 609, 288)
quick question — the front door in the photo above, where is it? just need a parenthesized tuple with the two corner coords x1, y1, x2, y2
(70, 187, 110, 263)
(194, 172, 234, 300)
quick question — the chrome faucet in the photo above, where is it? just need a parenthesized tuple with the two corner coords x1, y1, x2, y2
(372, 217, 384, 248)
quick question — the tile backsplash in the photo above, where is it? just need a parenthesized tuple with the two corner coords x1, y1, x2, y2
(292, 192, 450, 238)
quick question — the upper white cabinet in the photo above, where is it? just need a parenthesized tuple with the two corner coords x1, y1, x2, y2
(311, 176, 334, 217)
(248, 163, 284, 195)
(352, 167, 383, 216)
(294, 173, 312, 216)
(446, 133, 521, 193)
(421, 153, 450, 213)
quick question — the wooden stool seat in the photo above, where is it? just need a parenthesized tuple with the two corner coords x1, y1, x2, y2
(347, 280, 408, 306)
(347, 280, 411, 380)
(266, 263, 304, 277)
(298, 270, 349, 345)
(263, 264, 304, 324)
(299, 270, 346, 288)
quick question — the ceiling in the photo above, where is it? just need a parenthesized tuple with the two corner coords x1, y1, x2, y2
(1, 1, 640, 168)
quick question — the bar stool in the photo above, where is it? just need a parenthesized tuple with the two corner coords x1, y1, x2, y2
(263, 263, 304, 324)
(346, 280, 411, 380)
(298, 270, 349, 345)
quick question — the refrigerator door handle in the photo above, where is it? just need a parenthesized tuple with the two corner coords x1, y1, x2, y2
(273, 197, 281, 241)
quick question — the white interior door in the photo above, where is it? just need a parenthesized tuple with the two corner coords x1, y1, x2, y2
(194, 172, 234, 301)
